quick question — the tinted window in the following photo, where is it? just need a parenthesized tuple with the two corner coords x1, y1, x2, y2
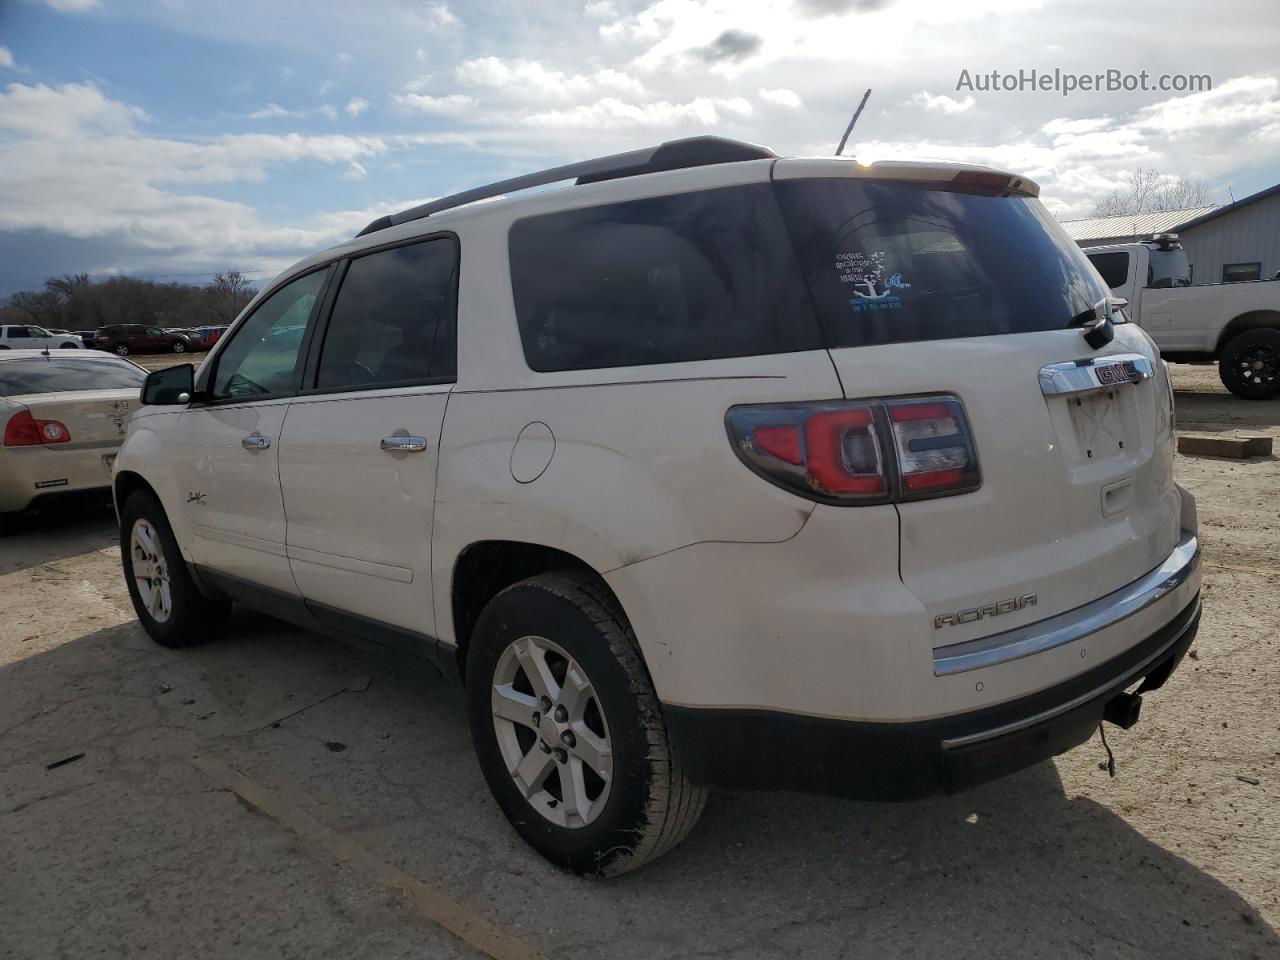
(773, 179, 1111, 349)
(1087, 252, 1130, 289)
(509, 184, 823, 372)
(211, 269, 326, 401)
(7, 327, 31, 338)
(315, 238, 458, 390)
(1223, 262, 1261, 283)
(0, 357, 145, 395)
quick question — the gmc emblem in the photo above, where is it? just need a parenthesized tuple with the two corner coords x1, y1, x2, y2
(934, 593, 1038, 629)
(1095, 360, 1140, 386)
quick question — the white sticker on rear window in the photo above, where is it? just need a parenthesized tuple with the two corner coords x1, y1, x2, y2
(836, 251, 911, 313)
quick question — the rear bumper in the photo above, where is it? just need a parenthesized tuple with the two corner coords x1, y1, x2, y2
(0, 445, 120, 513)
(665, 594, 1200, 800)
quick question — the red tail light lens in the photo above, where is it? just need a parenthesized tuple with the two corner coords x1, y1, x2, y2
(727, 394, 979, 505)
(3, 409, 71, 447)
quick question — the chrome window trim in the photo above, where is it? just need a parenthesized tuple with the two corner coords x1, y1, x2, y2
(933, 532, 1200, 677)
(1038, 352, 1153, 398)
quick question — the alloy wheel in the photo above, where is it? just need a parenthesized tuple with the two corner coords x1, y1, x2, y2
(130, 518, 172, 623)
(490, 635, 613, 829)
(1236, 344, 1279, 388)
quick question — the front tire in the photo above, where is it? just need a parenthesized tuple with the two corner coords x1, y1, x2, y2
(1219, 328, 1280, 400)
(114, 344, 129, 357)
(467, 571, 706, 876)
(172, 340, 187, 354)
(60, 342, 79, 349)
(120, 490, 230, 647)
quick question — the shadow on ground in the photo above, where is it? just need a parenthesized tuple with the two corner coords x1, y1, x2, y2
(0, 500, 117, 574)
(2, 611, 1276, 959)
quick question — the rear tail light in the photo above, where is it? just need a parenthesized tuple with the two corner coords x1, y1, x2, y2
(726, 394, 979, 505)
(3, 409, 72, 447)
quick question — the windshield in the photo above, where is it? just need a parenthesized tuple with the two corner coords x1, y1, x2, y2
(1148, 246, 1192, 288)
(772, 178, 1111, 349)
(0, 357, 145, 396)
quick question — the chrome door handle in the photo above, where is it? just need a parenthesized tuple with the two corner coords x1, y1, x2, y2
(241, 434, 271, 450)
(380, 436, 427, 453)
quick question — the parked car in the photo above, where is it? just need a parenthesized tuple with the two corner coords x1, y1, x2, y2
(1, 349, 145, 518)
(73, 330, 98, 348)
(0, 324, 83, 350)
(1084, 235, 1280, 399)
(93, 323, 197, 356)
(113, 137, 1201, 876)
(192, 325, 227, 349)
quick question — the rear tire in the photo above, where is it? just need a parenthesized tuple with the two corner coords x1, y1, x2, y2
(1219, 328, 1280, 400)
(114, 344, 129, 357)
(172, 341, 187, 354)
(120, 490, 229, 647)
(467, 570, 706, 876)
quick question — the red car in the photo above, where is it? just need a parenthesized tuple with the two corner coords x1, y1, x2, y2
(94, 324, 198, 356)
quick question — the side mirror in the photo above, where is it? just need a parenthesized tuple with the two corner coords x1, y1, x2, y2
(141, 363, 195, 405)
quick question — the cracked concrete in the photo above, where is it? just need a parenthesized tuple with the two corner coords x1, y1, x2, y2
(1, 365, 1278, 959)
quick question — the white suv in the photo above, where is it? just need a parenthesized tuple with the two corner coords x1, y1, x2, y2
(114, 137, 1202, 876)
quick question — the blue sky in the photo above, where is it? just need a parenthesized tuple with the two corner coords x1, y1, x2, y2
(1, 0, 1278, 297)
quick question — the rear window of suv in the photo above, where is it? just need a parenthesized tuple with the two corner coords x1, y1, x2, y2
(508, 183, 824, 372)
(772, 178, 1111, 349)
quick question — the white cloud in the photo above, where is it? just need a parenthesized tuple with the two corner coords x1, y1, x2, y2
(522, 95, 751, 129)
(419, 1, 460, 28)
(343, 161, 367, 179)
(455, 57, 645, 100)
(759, 87, 802, 108)
(0, 47, 15, 70)
(247, 103, 301, 119)
(43, 0, 100, 10)
(584, 0, 618, 17)
(1042, 116, 1113, 137)
(345, 96, 369, 117)
(908, 91, 976, 114)
(0, 81, 147, 137)
(393, 92, 476, 116)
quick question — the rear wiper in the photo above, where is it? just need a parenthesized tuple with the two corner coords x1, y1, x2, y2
(1071, 296, 1115, 349)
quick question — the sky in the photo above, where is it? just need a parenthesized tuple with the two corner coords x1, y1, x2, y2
(0, 0, 1278, 297)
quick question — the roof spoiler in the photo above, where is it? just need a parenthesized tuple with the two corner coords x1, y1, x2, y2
(354, 136, 777, 238)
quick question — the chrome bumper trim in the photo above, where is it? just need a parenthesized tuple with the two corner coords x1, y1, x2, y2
(941, 596, 1199, 750)
(933, 532, 1200, 677)
(1039, 353, 1153, 397)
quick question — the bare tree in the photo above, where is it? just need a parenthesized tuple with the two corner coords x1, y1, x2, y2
(205, 271, 258, 324)
(4, 289, 63, 327)
(1093, 168, 1214, 217)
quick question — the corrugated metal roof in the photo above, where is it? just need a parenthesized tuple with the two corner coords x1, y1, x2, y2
(1057, 205, 1220, 242)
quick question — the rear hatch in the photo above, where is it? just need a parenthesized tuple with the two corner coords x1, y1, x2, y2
(771, 163, 1181, 643)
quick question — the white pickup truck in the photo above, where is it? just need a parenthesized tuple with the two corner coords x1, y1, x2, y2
(1084, 236, 1280, 399)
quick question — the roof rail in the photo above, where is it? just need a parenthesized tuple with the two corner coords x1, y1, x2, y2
(354, 136, 776, 237)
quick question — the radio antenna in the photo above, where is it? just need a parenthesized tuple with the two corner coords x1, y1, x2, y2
(835, 88, 872, 156)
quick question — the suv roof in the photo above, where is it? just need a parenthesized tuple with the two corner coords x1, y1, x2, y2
(354, 136, 1039, 239)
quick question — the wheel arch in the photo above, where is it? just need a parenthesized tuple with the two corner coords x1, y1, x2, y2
(1214, 310, 1280, 354)
(449, 539, 624, 682)
(113, 469, 158, 520)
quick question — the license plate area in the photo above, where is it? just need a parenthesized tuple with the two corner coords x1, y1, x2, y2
(1062, 388, 1136, 466)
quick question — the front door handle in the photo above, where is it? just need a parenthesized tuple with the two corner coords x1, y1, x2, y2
(380, 436, 427, 453)
(241, 434, 271, 450)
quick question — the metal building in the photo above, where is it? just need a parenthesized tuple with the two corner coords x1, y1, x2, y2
(1059, 181, 1280, 285)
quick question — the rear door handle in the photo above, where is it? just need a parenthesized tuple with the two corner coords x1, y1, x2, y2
(381, 436, 427, 453)
(241, 434, 271, 450)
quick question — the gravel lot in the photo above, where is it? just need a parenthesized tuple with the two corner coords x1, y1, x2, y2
(1, 364, 1277, 959)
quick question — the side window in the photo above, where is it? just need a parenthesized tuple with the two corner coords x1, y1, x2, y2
(1087, 252, 1130, 290)
(8, 327, 31, 338)
(210, 269, 327, 401)
(1222, 262, 1261, 283)
(314, 238, 458, 391)
(508, 184, 822, 372)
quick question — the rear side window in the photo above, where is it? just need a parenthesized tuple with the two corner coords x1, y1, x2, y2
(773, 179, 1111, 349)
(1087, 252, 1130, 289)
(315, 237, 458, 390)
(0, 357, 145, 395)
(508, 184, 823, 372)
